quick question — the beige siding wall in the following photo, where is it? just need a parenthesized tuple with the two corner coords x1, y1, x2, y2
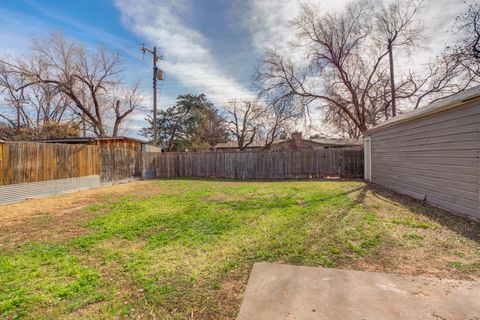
(367, 101, 480, 220)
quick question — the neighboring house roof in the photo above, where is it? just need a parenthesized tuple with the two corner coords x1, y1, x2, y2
(214, 140, 268, 148)
(309, 138, 363, 146)
(366, 85, 480, 134)
(214, 138, 362, 149)
(32, 136, 147, 144)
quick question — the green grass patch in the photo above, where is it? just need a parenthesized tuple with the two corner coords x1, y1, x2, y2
(402, 233, 424, 241)
(0, 243, 103, 318)
(448, 261, 480, 271)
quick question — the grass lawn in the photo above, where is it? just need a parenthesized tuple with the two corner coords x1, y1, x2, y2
(1, 179, 479, 319)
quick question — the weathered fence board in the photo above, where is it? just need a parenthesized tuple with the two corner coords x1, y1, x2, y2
(142, 149, 363, 180)
(97, 140, 142, 183)
(0, 142, 98, 185)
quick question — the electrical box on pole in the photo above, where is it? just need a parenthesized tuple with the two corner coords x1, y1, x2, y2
(141, 44, 164, 146)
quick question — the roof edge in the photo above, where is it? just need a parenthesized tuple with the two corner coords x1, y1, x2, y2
(365, 93, 480, 135)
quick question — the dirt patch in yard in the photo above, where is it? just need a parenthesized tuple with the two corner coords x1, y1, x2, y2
(0, 181, 162, 248)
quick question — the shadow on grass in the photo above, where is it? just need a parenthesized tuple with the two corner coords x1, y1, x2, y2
(366, 183, 480, 244)
(217, 186, 365, 212)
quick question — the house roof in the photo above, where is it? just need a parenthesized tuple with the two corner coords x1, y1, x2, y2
(308, 138, 363, 146)
(366, 85, 480, 134)
(32, 136, 147, 144)
(214, 137, 362, 149)
(214, 140, 267, 148)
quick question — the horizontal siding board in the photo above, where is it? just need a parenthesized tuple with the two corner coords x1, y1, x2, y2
(372, 149, 478, 158)
(373, 171, 478, 204)
(373, 122, 479, 144)
(373, 168, 478, 203)
(371, 155, 478, 167)
(369, 100, 480, 218)
(372, 140, 478, 152)
(372, 116, 480, 142)
(373, 164, 478, 186)
(373, 174, 478, 210)
(373, 131, 479, 148)
(427, 194, 480, 219)
(382, 180, 479, 218)
(372, 157, 478, 172)
(371, 102, 480, 138)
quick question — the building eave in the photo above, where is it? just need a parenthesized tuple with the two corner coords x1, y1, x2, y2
(365, 86, 480, 135)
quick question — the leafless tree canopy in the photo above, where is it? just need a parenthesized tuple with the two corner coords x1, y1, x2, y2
(224, 100, 263, 150)
(375, 0, 425, 116)
(256, 0, 479, 137)
(444, 1, 480, 77)
(0, 33, 141, 138)
(223, 99, 296, 149)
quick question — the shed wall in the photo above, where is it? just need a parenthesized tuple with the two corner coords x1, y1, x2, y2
(367, 100, 480, 220)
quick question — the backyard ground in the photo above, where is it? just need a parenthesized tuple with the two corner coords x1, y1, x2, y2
(0, 179, 479, 319)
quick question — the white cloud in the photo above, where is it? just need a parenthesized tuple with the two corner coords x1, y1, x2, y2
(236, 0, 349, 55)
(240, 0, 466, 84)
(114, 0, 254, 103)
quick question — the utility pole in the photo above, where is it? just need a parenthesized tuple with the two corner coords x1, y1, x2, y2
(81, 91, 87, 137)
(141, 44, 163, 145)
(5, 98, 26, 135)
(387, 39, 396, 117)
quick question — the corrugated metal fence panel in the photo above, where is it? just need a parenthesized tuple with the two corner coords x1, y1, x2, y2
(0, 175, 101, 204)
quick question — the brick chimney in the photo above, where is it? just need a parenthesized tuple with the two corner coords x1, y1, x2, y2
(290, 131, 303, 148)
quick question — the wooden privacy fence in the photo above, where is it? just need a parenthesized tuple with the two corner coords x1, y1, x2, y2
(97, 140, 142, 183)
(0, 140, 142, 185)
(0, 142, 363, 187)
(142, 149, 364, 180)
(0, 142, 98, 185)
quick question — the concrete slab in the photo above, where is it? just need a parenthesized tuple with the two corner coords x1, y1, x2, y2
(237, 263, 480, 320)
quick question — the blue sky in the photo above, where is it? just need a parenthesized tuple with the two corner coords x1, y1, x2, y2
(0, 0, 467, 137)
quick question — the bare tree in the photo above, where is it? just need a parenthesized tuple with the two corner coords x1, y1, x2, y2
(0, 64, 82, 139)
(110, 85, 142, 137)
(375, 0, 425, 116)
(260, 103, 296, 148)
(256, 0, 478, 137)
(0, 66, 28, 133)
(257, 1, 392, 134)
(224, 100, 263, 150)
(0, 33, 139, 137)
(451, 1, 480, 65)
(441, 1, 480, 78)
(401, 2, 480, 109)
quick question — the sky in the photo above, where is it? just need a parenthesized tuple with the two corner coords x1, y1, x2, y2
(0, 0, 468, 138)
